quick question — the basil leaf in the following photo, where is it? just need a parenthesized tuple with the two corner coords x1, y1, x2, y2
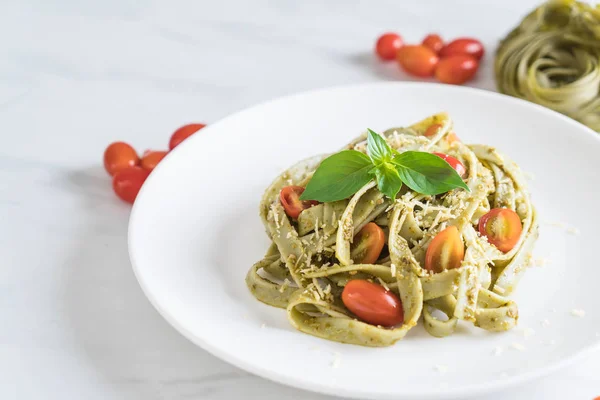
(367, 129, 393, 165)
(374, 161, 403, 200)
(300, 150, 374, 202)
(393, 151, 470, 195)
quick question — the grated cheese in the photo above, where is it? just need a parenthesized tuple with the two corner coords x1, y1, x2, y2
(510, 342, 526, 351)
(522, 327, 535, 338)
(532, 257, 551, 267)
(390, 263, 397, 278)
(540, 319, 551, 328)
(566, 227, 580, 235)
(331, 352, 341, 369)
(270, 204, 281, 229)
(313, 278, 325, 299)
(260, 323, 266, 329)
(570, 308, 586, 318)
(492, 346, 504, 356)
(279, 278, 291, 293)
(377, 277, 390, 291)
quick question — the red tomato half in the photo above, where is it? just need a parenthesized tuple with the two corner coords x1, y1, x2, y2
(169, 123, 206, 150)
(440, 38, 485, 60)
(425, 226, 465, 273)
(103, 142, 139, 176)
(424, 123, 442, 137)
(435, 55, 479, 85)
(279, 186, 319, 219)
(141, 150, 168, 171)
(112, 166, 150, 204)
(342, 280, 404, 327)
(396, 45, 439, 77)
(422, 34, 444, 54)
(478, 208, 522, 253)
(433, 152, 467, 178)
(375, 32, 403, 61)
(350, 222, 386, 264)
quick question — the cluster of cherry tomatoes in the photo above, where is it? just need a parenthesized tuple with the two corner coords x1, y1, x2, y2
(375, 32, 484, 85)
(103, 123, 206, 203)
(277, 122, 523, 327)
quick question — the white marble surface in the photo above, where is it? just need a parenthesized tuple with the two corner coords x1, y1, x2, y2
(1, 0, 598, 399)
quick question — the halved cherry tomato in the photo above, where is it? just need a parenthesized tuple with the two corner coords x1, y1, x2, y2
(342, 280, 404, 327)
(169, 123, 206, 150)
(141, 150, 168, 171)
(396, 45, 439, 77)
(478, 208, 522, 253)
(103, 142, 139, 176)
(424, 123, 442, 137)
(433, 152, 467, 178)
(375, 33, 403, 61)
(440, 38, 485, 60)
(279, 186, 319, 219)
(351, 222, 386, 264)
(435, 55, 479, 85)
(445, 132, 461, 144)
(112, 166, 150, 204)
(422, 34, 444, 54)
(425, 226, 465, 273)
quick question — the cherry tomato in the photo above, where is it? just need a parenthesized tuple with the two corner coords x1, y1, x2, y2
(435, 55, 479, 85)
(103, 142, 139, 177)
(445, 132, 461, 144)
(169, 123, 206, 150)
(396, 45, 439, 77)
(425, 226, 465, 273)
(342, 280, 404, 327)
(424, 123, 442, 137)
(141, 150, 168, 171)
(279, 186, 319, 219)
(351, 222, 386, 264)
(440, 38, 485, 60)
(112, 166, 150, 204)
(424, 124, 462, 143)
(375, 33, 403, 61)
(433, 152, 467, 178)
(478, 208, 523, 253)
(422, 34, 444, 54)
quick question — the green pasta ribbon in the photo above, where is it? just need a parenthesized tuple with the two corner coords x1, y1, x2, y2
(496, 0, 600, 131)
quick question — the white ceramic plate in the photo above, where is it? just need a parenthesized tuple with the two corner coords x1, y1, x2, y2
(129, 83, 600, 400)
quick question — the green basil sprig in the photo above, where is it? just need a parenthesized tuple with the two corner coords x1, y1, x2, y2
(300, 129, 469, 202)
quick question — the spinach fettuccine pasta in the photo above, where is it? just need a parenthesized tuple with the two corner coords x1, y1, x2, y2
(496, 0, 600, 131)
(246, 113, 538, 347)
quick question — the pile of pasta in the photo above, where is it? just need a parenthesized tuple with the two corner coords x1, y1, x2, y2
(246, 113, 538, 347)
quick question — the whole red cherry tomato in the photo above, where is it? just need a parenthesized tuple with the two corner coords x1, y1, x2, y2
(375, 33, 403, 61)
(104, 142, 139, 176)
(440, 38, 485, 60)
(112, 166, 150, 204)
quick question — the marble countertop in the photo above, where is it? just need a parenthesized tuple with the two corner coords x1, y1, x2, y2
(1, 0, 598, 398)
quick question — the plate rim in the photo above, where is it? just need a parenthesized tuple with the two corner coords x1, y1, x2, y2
(128, 81, 600, 400)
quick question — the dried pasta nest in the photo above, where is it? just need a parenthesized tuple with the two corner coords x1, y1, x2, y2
(495, 0, 600, 131)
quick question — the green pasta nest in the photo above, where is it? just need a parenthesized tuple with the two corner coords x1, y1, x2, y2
(496, 0, 600, 131)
